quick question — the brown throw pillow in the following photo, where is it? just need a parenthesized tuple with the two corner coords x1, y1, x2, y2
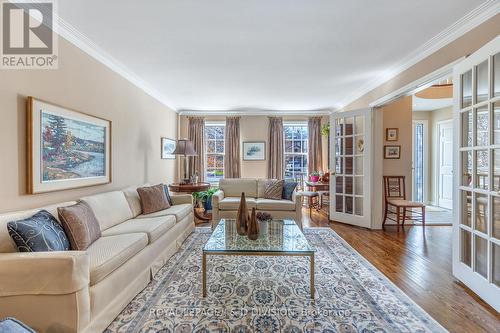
(264, 179, 284, 200)
(137, 184, 170, 215)
(58, 201, 101, 250)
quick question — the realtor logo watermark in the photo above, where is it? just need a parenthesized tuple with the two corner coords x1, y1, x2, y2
(1, 0, 58, 69)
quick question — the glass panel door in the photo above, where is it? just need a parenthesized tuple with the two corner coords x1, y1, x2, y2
(330, 108, 372, 228)
(454, 36, 500, 312)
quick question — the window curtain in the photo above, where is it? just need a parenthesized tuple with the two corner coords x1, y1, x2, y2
(268, 117, 284, 179)
(224, 116, 241, 178)
(308, 117, 323, 174)
(188, 117, 205, 181)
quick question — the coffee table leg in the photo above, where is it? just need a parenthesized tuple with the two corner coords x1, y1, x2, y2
(202, 253, 207, 297)
(310, 254, 315, 299)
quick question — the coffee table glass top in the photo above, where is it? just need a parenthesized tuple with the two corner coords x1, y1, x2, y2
(203, 219, 315, 253)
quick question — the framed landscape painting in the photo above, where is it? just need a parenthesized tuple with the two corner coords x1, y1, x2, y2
(161, 137, 176, 159)
(243, 141, 265, 160)
(27, 97, 112, 193)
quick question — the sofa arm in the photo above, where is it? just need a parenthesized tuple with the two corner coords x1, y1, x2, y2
(171, 194, 193, 206)
(0, 251, 89, 296)
(211, 190, 225, 207)
(293, 191, 303, 230)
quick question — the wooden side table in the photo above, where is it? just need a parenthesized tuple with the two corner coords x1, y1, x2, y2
(168, 182, 211, 223)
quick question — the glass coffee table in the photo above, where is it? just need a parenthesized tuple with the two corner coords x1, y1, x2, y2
(202, 219, 316, 299)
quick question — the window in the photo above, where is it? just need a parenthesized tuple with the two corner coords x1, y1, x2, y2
(205, 123, 225, 183)
(284, 123, 308, 180)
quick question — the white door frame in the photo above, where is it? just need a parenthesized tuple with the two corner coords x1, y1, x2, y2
(436, 119, 454, 209)
(452, 36, 500, 312)
(412, 119, 429, 203)
(329, 108, 373, 228)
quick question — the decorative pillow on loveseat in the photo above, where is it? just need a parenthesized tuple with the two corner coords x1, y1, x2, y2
(264, 179, 285, 200)
(58, 201, 102, 250)
(282, 181, 298, 201)
(138, 184, 170, 215)
(7, 210, 70, 252)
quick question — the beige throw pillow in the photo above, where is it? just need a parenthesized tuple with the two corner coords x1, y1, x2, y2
(58, 201, 102, 250)
(137, 184, 170, 215)
(264, 179, 284, 200)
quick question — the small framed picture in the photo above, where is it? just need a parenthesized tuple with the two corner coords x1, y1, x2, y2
(384, 145, 401, 159)
(386, 128, 398, 141)
(243, 141, 265, 160)
(161, 137, 176, 159)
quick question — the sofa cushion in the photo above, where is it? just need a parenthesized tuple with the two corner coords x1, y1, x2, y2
(256, 199, 295, 211)
(256, 179, 270, 198)
(102, 215, 176, 244)
(7, 210, 70, 252)
(219, 178, 257, 197)
(137, 184, 170, 215)
(58, 201, 102, 250)
(81, 191, 134, 231)
(122, 186, 144, 217)
(136, 203, 192, 222)
(264, 179, 284, 200)
(219, 197, 257, 210)
(87, 233, 148, 285)
(0, 201, 77, 253)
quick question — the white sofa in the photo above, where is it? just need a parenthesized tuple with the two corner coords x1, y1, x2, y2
(212, 178, 302, 229)
(0, 186, 195, 333)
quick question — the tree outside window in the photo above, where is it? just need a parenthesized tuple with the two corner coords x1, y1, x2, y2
(205, 124, 225, 184)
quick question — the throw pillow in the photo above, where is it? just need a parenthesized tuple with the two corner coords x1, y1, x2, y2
(163, 184, 173, 206)
(0, 317, 36, 333)
(138, 184, 170, 215)
(264, 179, 284, 200)
(282, 181, 298, 201)
(7, 210, 70, 252)
(58, 201, 102, 250)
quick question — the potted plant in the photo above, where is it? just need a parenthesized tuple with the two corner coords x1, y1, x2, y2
(200, 187, 219, 212)
(310, 171, 320, 183)
(191, 191, 203, 208)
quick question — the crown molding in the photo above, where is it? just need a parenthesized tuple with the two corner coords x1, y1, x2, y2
(338, 0, 500, 110)
(178, 109, 332, 116)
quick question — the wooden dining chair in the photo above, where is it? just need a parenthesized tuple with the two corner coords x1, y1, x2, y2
(383, 176, 425, 227)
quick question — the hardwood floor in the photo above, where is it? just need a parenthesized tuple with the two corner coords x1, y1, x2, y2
(303, 208, 500, 333)
(199, 208, 500, 332)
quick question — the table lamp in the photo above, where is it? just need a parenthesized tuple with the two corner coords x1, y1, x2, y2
(172, 139, 197, 184)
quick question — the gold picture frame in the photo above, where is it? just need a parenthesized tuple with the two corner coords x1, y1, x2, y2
(386, 128, 399, 141)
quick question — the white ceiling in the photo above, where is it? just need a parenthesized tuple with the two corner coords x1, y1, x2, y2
(413, 96, 453, 112)
(57, 0, 495, 112)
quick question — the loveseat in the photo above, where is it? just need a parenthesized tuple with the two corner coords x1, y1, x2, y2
(211, 178, 302, 229)
(0, 185, 195, 333)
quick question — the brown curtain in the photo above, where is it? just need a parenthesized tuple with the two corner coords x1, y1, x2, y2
(268, 117, 284, 179)
(224, 117, 241, 178)
(188, 117, 205, 181)
(308, 117, 323, 174)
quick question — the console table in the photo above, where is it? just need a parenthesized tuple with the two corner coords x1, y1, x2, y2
(168, 182, 211, 223)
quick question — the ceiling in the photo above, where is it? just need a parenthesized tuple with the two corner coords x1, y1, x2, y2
(57, 0, 494, 112)
(413, 96, 453, 112)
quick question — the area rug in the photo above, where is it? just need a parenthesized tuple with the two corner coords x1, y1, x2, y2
(106, 228, 447, 333)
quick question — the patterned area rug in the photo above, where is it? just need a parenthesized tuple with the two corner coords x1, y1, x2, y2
(106, 228, 446, 333)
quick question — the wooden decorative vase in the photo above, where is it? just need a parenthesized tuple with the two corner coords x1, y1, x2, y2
(247, 208, 259, 240)
(236, 192, 249, 235)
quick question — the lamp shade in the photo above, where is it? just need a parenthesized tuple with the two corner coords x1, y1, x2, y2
(172, 139, 197, 156)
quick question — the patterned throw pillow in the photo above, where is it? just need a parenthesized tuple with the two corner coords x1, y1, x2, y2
(7, 210, 70, 252)
(138, 184, 170, 215)
(163, 184, 173, 206)
(264, 179, 285, 200)
(58, 201, 102, 250)
(282, 181, 298, 201)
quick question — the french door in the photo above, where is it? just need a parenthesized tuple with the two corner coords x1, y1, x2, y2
(330, 108, 372, 228)
(437, 120, 454, 209)
(453, 36, 500, 311)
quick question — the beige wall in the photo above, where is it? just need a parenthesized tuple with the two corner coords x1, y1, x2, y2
(179, 115, 329, 179)
(0, 36, 178, 213)
(344, 14, 500, 111)
(381, 96, 413, 198)
(413, 106, 453, 204)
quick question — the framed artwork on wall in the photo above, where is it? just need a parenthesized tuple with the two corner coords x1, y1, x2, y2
(27, 97, 112, 194)
(384, 145, 401, 159)
(161, 137, 176, 159)
(386, 128, 399, 141)
(243, 141, 265, 160)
